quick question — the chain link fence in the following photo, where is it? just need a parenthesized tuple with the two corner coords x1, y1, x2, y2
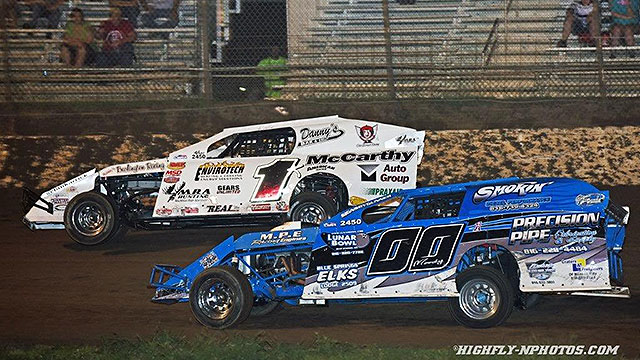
(1, 0, 640, 102)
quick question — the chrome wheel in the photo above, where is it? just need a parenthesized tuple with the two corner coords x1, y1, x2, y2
(71, 201, 106, 237)
(197, 278, 234, 320)
(459, 279, 500, 320)
(291, 202, 327, 224)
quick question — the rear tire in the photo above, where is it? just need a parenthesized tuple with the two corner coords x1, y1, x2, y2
(189, 266, 253, 329)
(289, 192, 336, 224)
(448, 266, 514, 328)
(63, 191, 120, 246)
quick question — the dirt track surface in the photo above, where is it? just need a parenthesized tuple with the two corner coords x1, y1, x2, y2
(2, 186, 640, 357)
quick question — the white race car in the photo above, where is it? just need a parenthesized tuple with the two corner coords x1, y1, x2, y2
(23, 116, 425, 245)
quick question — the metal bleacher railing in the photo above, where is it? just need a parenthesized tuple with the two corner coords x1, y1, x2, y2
(2, 0, 640, 102)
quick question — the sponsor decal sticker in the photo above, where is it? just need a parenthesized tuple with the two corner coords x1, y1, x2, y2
(473, 181, 554, 204)
(358, 164, 378, 182)
(316, 263, 359, 289)
(180, 207, 199, 214)
(251, 230, 307, 245)
(155, 207, 173, 216)
(364, 187, 401, 196)
(168, 162, 186, 170)
(250, 203, 271, 212)
(298, 123, 345, 147)
(195, 161, 245, 181)
(275, 201, 289, 211)
(575, 193, 606, 207)
(217, 184, 240, 194)
(306, 150, 416, 165)
(163, 176, 180, 183)
(199, 252, 219, 269)
(192, 150, 206, 160)
(207, 204, 240, 213)
(485, 196, 551, 212)
(395, 134, 418, 145)
(526, 260, 555, 281)
(355, 124, 378, 146)
(162, 182, 211, 202)
(325, 232, 370, 250)
(173, 154, 188, 160)
(509, 212, 600, 245)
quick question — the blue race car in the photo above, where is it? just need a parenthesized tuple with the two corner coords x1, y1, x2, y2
(149, 177, 630, 328)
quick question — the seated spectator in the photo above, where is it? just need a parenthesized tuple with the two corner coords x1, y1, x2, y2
(141, 0, 181, 29)
(610, 0, 639, 58)
(60, 8, 95, 67)
(109, 0, 141, 27)
(557, 0, 597, 47)
(1, 0, 18, 28)
(23, 0, 64, 30)
(96, 7, 136, 67)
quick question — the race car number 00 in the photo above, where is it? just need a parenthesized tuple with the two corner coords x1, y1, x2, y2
(366, 224, 464, 276)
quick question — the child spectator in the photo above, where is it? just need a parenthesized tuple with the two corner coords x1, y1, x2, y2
(109, 0, 141, 27)
(557, 0, 597, 47)
(23, 0, 65, 30)
(609, 0, 639, 57)
(141, 0, 181, 29)
(96, 7, 136, 67)
(60, 8, 94, 67)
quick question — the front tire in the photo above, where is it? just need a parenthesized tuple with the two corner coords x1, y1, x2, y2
(448, 266, 514, 328)
(63, 191, 120, 246)
(289, 192, 336, 224)
(189, 266, 253, 329)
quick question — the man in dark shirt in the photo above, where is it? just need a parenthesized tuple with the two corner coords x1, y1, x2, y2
(96, 7, 137, 67)
(24, 0, 64, 29)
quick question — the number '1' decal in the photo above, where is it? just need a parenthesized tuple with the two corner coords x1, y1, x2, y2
(366, 224, 464, 276)
(251, 159, 298, 202)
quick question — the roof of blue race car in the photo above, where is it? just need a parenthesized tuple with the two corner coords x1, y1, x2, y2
(331, 177, 607, 222)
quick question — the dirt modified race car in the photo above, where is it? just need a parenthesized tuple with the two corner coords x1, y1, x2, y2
(22, 116, 424, 245)
(149, 177, 630, 329)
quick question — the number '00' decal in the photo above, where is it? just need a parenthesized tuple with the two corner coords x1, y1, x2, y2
(366, 224, 464, 276)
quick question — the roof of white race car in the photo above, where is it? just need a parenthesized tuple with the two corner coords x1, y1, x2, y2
(218, 115, 414, 135)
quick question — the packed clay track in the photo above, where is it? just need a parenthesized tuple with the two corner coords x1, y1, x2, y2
(2, 186, 639, 357)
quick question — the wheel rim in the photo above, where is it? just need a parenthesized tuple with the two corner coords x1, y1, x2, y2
(72, 201, 107, 237)
(292, 202, 327, 224)
(197, 278, 234, 320)
(459, 278, 500, 320)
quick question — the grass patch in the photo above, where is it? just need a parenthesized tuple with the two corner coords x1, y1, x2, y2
(0, 332, 624, 360)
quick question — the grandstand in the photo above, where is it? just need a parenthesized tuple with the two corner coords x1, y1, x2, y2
(0, 0, 213, 101)
(285, 0, 640, 99)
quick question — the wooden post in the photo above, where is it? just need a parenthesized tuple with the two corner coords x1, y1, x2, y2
(1, 4, 12, 102)
(198, 0, 212, 100)
(381, 0, 396, 99)
(593, 0, 605, 97)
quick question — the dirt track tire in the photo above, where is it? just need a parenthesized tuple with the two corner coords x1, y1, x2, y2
(289, 191, 336, 225)
(189, 266, 253, 329)
(63, 191, 120, 246)
(448, 266, 514, 328)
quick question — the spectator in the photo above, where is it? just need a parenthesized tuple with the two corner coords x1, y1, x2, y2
(257, 46, 287, 99)
(60, 8, 95, 67)
(609, 0, 639, 57)
(23, 0, 64, 30)
(1, 0, 18, 28)
(556, 0, 597, 47)
(96, 7, 136, 67)
(141, 0, 181, 29)
(109, 0, 141, 27)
